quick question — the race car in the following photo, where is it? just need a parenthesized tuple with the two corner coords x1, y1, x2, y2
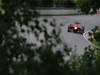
(67, 22, 84, 34)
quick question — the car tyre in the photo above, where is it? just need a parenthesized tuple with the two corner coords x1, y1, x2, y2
(68, 29, 70, 32)
(68, 27, 71, 32)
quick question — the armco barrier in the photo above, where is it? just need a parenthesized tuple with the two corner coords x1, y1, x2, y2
(36, 8, 79, 15)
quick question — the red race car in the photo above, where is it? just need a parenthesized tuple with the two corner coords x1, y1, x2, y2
(68, 22, 84, 34)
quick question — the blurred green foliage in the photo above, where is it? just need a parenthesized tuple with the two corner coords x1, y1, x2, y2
(0, 0, 100, 75)
(76, 0, 100, 14)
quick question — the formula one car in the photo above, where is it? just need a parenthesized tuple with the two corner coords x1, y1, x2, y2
(68, 22, 84, 34)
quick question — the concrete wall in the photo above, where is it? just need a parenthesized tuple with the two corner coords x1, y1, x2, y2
(37, 8, 79, 15)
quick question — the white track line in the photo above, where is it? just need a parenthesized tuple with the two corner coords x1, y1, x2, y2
(83, 31, 99, 49)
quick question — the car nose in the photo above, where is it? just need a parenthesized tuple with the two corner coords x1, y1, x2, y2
(74, 27, 78, 29)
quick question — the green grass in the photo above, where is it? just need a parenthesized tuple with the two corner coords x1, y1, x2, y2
(91, 39, 100, 49)
(0, 0, 2, 9)
(91, 29, 100, 49)
(0, 0, 1, 3)
(40, 13, 85, 16)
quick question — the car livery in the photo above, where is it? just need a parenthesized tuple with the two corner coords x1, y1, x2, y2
(68, 23, 84, 34)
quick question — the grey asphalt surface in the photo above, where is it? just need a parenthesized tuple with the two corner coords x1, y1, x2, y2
(54, 14, 100, 55)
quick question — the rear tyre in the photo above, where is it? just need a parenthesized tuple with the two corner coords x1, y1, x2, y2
(68, 29, 70, 32)
(68, 27, 71, 32)
(80, 31, 84, 34)
(80, 27, 84, 34)
(80, 30, 84, 34)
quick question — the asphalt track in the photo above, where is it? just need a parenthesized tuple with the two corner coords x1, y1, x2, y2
(54, 14, 100, 55)
(17, 14, 100, 56)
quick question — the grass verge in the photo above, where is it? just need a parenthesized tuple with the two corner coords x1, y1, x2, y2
(91, 39, 100, 49)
